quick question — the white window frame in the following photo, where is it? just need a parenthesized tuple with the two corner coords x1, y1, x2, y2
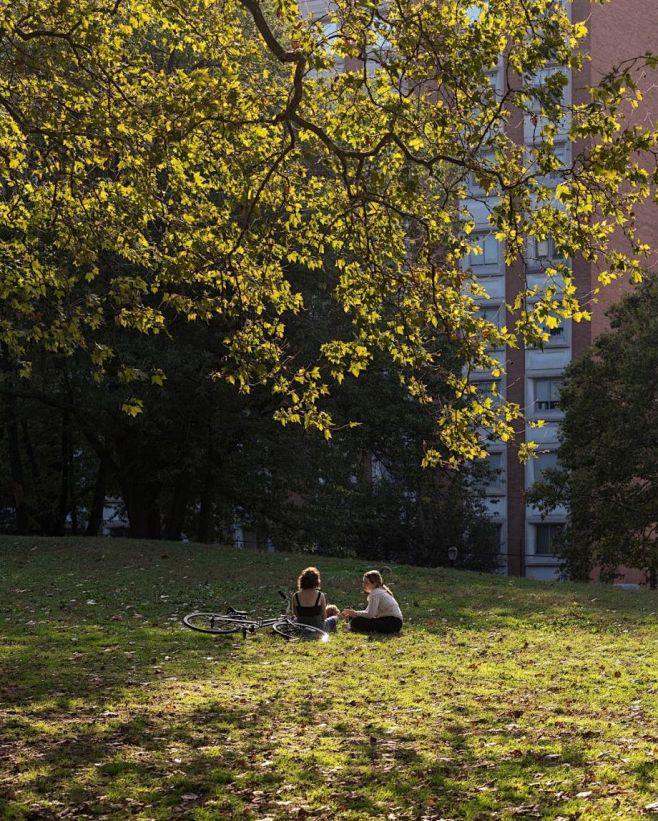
(527, 236, 566, 271)
(486, 449, 506, 492)
(476, 302, 506, 351)
(531, 376, 564, 417)
(467, 231, 503, 276)
(529, 139, 570, 187)
(530, 448, 559, 486)
(473, 377, 504, 406)
(529, 312, 571, 349)
(533, 522, 564, 556)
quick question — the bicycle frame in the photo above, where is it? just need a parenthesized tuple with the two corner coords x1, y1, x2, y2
(219, 613, 291, 637)
(183, 591, 328, 641)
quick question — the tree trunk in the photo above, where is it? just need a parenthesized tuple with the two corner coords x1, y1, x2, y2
(86, 453, 109, 536)
(121, 477, 162, 539)
(1, 388, 29, 533)
(21, 419, 40, 480)
(165, 470, 190, 541)
(54, 412, 71, 536)
(197, 472, 214, 543)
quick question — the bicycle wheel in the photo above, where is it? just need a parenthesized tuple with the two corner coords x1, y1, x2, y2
(182, 613, 243, 634)
(272, 619, 328, 642)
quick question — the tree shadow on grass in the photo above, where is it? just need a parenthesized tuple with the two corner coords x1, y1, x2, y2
(2, 698, 298, 819)
(1, 680, 653, 819)
(0, 623, 237, 709)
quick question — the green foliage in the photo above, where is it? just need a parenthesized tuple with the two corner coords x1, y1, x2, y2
(240, 353, 502, 570)
(0, 256, 497, 563)
(526, 278, 658, 585)
(1, 537, 657, 819)
(0, 0, 656, 461)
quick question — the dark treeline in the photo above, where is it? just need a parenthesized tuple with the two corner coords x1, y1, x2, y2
(0, 266, 500, 571)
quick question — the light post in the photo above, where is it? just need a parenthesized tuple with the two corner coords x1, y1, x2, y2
(447, 545, 458, 568)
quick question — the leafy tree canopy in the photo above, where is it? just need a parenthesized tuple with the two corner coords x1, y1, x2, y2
(526, 277, 658, 585)
(0, 0, 656, 464)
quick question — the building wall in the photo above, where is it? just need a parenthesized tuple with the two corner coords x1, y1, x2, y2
(502, 0, 658, 580)
(588, 0, 658, 335)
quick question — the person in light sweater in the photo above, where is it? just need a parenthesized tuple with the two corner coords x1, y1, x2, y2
(341, 570, 403, 634)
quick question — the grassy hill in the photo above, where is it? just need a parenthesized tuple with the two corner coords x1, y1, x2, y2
(0, 536, 656, 820)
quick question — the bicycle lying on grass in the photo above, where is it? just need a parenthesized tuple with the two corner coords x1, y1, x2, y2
(183, 591, 329, 642)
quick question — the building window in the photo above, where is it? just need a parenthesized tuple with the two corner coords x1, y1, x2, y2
(364, 30, 392, 73)
(477, 303, 505, 349)
(528, 67, 569, 108)
(494, 522, 505, 556)
(474, 450, 505, 492)
(468, 233, 500, 268)
(530, 236, 564, 263)
(535, 523, 563, 556)
(303, 18, 342, 77)
(533, 450, 558, 484)
(546, 142, 568, 180)
(546, 322, 566, 345)
(468, 151, 496, 196)
(477, 305, 503, 328)
(477, 303, 505, 331)
(527, 302, 570, 349)
(474, 379, 501, 404)
(371, 456, 392, 483)
(534, 377, 563, 412)
(531, 141, 569, 185)
(487, 450, 505, 486)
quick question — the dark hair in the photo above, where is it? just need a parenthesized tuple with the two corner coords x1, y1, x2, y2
(298, 566, 321, 590)
(363, 569, 392, 595)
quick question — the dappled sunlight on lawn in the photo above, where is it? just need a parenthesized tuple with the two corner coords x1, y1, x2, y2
(1, 537, 657, 819)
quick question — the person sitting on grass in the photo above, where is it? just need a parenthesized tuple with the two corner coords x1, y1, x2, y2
(341, 570, 403, 634)
(292, 566, 338, 632)
(324, 603, 340, 632)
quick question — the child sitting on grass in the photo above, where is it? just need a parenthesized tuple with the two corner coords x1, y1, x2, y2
(325, 603, 340, 632)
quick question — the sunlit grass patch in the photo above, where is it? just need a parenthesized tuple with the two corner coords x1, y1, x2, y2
(0, 536, 657, 819)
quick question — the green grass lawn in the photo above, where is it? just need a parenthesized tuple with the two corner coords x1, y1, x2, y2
(0, 537, 656, 820)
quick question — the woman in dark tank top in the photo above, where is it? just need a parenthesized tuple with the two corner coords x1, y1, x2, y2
(292, 566, 337, 631)
(294, 589, 324, 628)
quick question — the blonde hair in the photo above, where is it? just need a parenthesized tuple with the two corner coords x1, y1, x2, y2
(363, 569, 392, 595)
(325, 603, 339, 617)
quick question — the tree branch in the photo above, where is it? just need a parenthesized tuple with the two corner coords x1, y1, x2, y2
(237, 0, 305, 64)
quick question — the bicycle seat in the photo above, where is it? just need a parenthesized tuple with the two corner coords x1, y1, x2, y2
(226, 607, 248, 616)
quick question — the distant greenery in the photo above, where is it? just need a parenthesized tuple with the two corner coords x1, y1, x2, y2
(527, 278, 658, 587)
(0, 268, 499, 569)
(1, 537, 656, 819)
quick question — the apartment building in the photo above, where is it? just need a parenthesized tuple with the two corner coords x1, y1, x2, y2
(472, 0, 658, 579)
